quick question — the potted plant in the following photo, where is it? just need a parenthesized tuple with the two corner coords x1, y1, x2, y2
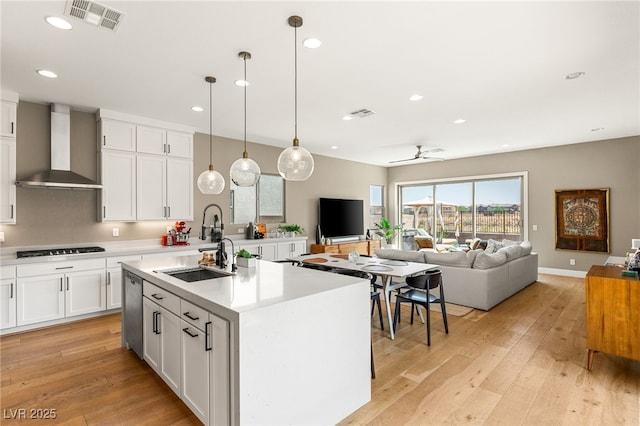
(279, 224, 304, 237)
(236, 248, 256, 268)
(374, 218, 403, 248)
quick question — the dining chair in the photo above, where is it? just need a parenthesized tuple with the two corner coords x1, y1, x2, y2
(392, 270, 448, 345)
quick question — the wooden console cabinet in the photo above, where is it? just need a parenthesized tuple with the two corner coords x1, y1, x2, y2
(585, 265, 640, 370)
(310, 240, 381, 256)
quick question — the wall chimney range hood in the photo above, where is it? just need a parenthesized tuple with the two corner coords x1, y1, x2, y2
(16, 104, 102, 190)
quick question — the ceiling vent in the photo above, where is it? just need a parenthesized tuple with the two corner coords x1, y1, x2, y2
(64, 0, 124, 31)
(349, 108, 376, 119)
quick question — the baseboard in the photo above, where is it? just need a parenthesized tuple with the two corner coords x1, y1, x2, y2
(538, 267, 587, 278)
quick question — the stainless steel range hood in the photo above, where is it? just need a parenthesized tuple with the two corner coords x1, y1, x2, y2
(16, 104, 102, 189)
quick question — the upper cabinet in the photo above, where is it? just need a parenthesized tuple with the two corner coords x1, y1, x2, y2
(97, 112, 194, 222)
(0, 101, 17, 138)
(100, 119, 136, 151)
(0, 138, 17, 224)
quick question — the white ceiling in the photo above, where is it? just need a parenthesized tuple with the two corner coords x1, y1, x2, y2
(1, 1, 638, 167)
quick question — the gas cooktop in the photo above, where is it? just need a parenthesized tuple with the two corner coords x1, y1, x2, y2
(17, 246, 106, 258)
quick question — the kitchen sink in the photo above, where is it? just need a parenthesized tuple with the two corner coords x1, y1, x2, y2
(162, 267, 231, 282)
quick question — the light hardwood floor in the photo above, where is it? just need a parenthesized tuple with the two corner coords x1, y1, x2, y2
(1, 274, 638, 425)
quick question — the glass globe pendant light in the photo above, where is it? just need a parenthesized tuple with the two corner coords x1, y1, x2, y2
(197, 76, 225, 194)
(277, 15, 314, 181)
(230, 51, 261, 187)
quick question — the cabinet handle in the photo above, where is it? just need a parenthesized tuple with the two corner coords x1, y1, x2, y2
(66, 277, 69, 291)
(103, 135, 106, 146)
(151, 293, 164, 300)
(107, 271, 111, 285)
(56, 266, 73, 270)
(167, 206, 170, 217)
(153, 311, 160, 334)
(11, 122, 14, 134)
(183, 312, 199, 321)
(205, 321, 212, 351)
(60, 278, 63, 292)
(10, 205, 13, 219)
(182, 327, 198, 338)
(10, 282, 13, 299)
(167, 144, 171, 154)
(103, 206, 106, 218)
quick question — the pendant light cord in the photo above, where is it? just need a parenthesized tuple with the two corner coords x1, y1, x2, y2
(244, 55, 247, 153)
(209, 80, 213, 166)
(294, 23, 298, 140)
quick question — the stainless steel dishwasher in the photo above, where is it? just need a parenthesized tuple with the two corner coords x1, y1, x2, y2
(123, 270, 143, 359)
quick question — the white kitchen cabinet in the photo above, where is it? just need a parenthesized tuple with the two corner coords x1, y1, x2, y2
(181, 317, 210, 424)
(136, 154, 166, 220)
(137, 154, 193, 221)
(238, 242, 277, 261)
(277, 240, 307, 260)
(100, 119, 136, 151)
(100, 150, 136, 221)
(16, 258, 106, 326)
(166, 157, 193, 220)
(143, 284, 182, 394)
(0, 266, 16, 329)
(106, 255, 141, 310)
(167, 131, 193, 158)
(0, 137, 16, 224)
(0, 101, 17, 138)
(136, 125, 166, 155)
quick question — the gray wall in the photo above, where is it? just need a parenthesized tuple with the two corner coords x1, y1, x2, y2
(0, 101, 386, 249)
(387, 136, 640, 271)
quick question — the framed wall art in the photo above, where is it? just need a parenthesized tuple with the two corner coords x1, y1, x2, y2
(555, 188, 609, 253)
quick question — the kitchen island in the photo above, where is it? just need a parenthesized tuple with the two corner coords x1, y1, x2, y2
(121, 254, 371, 425)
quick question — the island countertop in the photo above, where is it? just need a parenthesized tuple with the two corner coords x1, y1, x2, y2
(120, 254, 363, 322)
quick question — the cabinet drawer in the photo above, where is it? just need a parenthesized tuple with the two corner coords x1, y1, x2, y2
(107, 255, 142, 268)
(180, 299, 208, 331)
(143, 281, 180, 314)
(17, 258, 106, 277)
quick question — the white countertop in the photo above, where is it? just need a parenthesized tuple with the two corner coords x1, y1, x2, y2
(121, 253, 361, 320)
(0, 236, 307, 266)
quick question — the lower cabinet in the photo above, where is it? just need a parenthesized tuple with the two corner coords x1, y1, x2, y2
(16, 259, 106, 326)
(0, 265, 16, 329)
(142, 297, 181, 394)
(238, 242, 277, 261)
(142, 284, 230, 426)
(106, 255, 142, 309)
(277, 240, 307, 259)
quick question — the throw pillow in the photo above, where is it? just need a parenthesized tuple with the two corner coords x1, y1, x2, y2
(374, 249, 427, 263)
(425, 251, 471, 268)
(484, 238, 504, 254)
(469, 237, 482, 250)
(501, 239, 522, 247)
(473, 250, 508, 269)
(520, 240, 533, 255)
(497, 244, 523, 261)
(415, 237, 434, 249)
(466, 249, 483, 266)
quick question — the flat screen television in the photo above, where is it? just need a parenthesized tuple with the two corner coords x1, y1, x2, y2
(318, 198, 364, 239)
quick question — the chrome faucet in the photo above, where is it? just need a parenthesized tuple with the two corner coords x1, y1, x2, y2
(201, 203, 224, 242)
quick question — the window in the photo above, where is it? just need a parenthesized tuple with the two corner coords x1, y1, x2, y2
(230, 174, 286, 224)
(370, 185, 384, 228)
(399, 173, 526, 249)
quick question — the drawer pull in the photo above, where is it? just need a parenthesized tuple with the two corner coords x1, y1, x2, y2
(183, 327, 198, 338)
(205, 321, 212, 351)
(55, 266, 74, 270)
(151, 293, 164, 300)
(183, 312, 199, 321)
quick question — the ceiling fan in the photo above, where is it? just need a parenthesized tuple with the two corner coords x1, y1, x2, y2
(389, 145, 445, 164)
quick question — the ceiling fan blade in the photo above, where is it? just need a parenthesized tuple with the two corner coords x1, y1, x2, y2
(421, 156, 445, 161)
(388, 157, 417, 164)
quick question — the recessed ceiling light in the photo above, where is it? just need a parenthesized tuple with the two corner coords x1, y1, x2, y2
(303, 38, 322, 48)
(342, 115, 353, 121)
(453, 118, 466, 124)
(591, 127, 604, 132)
(565, 71, 585, 80)
(234, 79, 249, 87)
(409, 94, 424, 101)
(191, 106, 203, 112)
(45, 16, 72, 30)
(330, 146, 338, 150)
(36, 69, 58, 78)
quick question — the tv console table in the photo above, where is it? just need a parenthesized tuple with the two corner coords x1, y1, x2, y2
(311, 240, 381, 256)
(585, 265, 640, 370)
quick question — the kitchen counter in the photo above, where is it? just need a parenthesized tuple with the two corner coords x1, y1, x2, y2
(0, 236, 307, 266)
(121, 254, 371, 425)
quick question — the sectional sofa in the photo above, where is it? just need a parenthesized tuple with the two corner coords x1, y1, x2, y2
(374, 240, 538, 310)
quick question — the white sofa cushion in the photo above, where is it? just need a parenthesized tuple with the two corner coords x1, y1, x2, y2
(497, 244, 523, 261)
(473, 250, 508, 269)
(425, 251, 472, 268)
(520, 240, 533, 255)
(484, 238, 503, 254)
(374, 248, 427, 263)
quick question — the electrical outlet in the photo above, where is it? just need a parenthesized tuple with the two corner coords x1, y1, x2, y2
(166, 226, 172, 233)
(0, 231, 4, 242)
(570, 259, 576, 266)
(112, 228, 119, 237)
(532, 224, 538, 231)
(238, 228, 243, 233)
